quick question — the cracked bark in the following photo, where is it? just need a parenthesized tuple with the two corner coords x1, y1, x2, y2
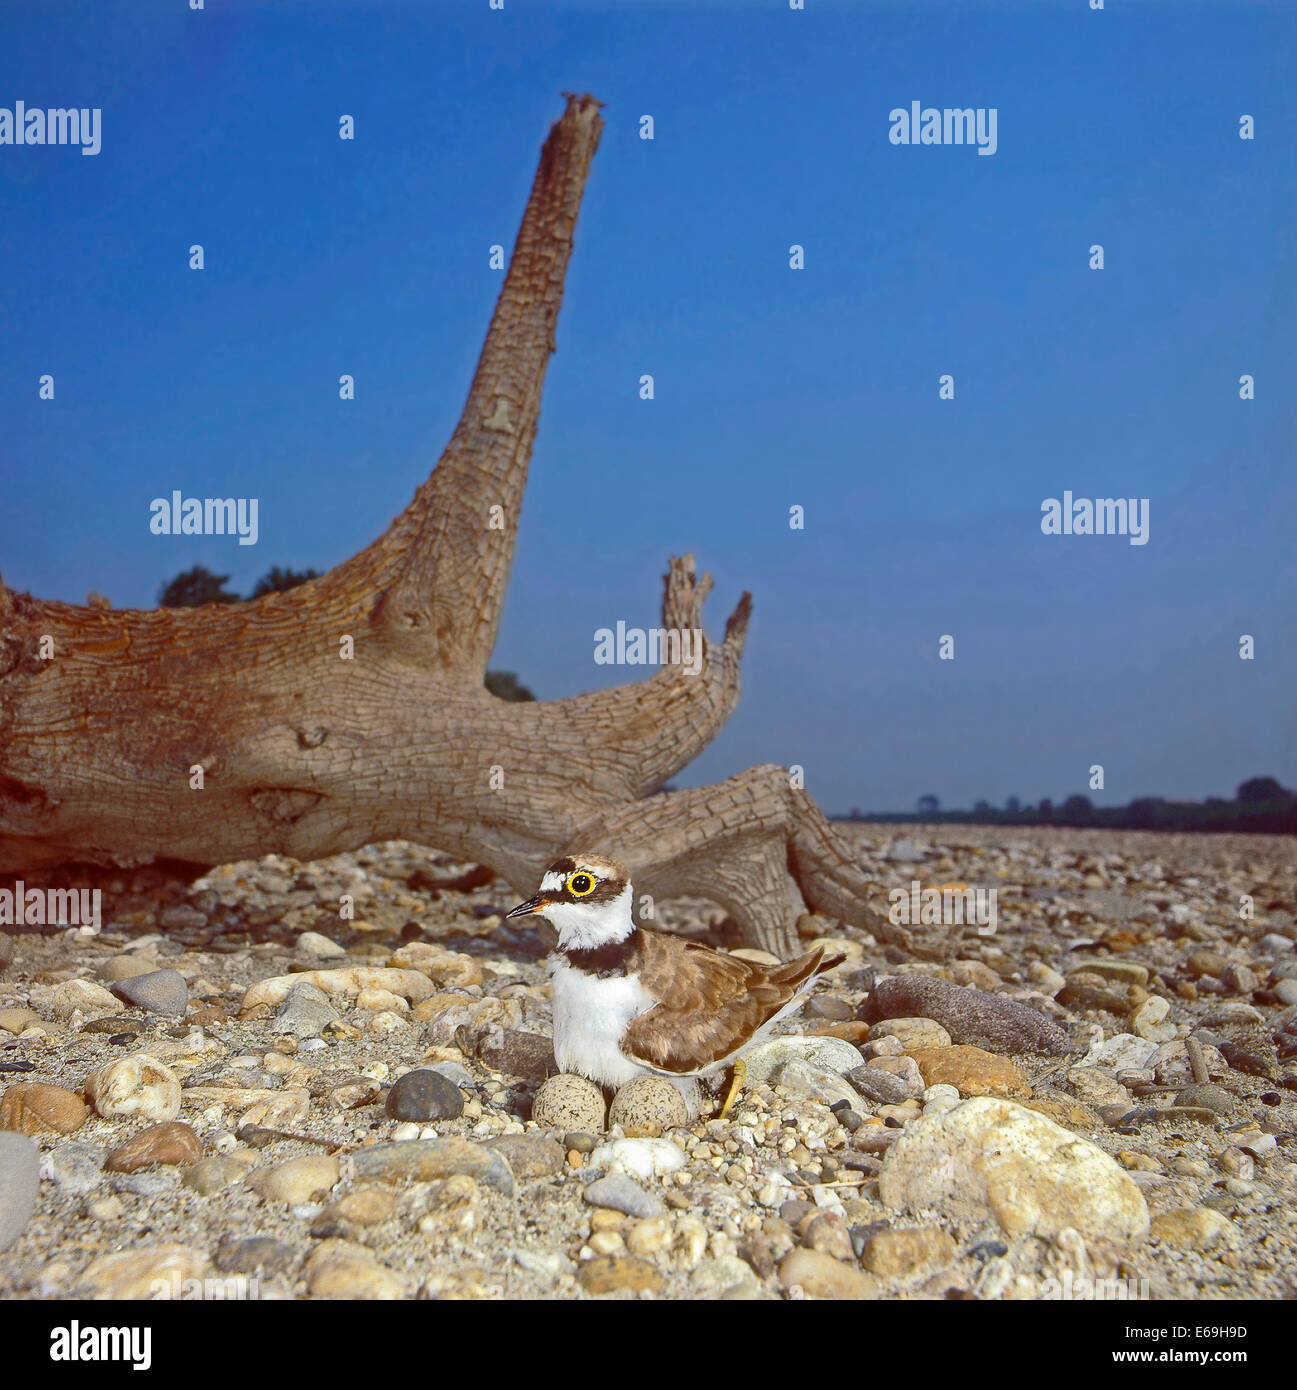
(0, 93, 889, 958)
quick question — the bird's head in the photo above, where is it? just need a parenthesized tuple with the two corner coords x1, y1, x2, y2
(507, 853, 634, 949)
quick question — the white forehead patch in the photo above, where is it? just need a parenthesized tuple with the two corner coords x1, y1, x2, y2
(540, 870, 568, 893)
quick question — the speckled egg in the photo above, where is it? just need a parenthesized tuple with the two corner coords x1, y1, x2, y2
(608, 1076, 689, 1136)
(532, 1073, 607, 1132)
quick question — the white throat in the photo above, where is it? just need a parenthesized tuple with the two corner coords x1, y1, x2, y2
(543, 882, 636, 952)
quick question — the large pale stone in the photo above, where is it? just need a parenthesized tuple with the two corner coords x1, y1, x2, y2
(85, 1055, 181, 1122)
(879, 1097, 1148, 1245)
(741, 1035, 863, 1085)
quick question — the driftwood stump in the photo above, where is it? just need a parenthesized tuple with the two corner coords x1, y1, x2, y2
(0, 94, 887, 958)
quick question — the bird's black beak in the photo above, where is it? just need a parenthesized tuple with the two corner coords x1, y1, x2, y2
(507, 894, 552, 920)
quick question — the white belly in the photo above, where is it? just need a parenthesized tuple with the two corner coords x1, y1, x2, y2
(549, 956, 658, 1089)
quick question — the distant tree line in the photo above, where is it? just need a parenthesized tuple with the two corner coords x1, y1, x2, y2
(158, 565, 535, 702)
(842, 776, 1297, 835)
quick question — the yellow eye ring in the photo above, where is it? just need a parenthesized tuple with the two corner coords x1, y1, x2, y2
(566, 871, 596, 897)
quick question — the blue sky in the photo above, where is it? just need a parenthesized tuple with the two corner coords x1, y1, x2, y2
(1, 1, 1293, 814)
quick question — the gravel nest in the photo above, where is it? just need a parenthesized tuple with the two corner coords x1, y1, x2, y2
(1, 824, 1294, 1301)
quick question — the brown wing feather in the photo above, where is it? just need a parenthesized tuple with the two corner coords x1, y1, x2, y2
(621, 933, 842, 1074)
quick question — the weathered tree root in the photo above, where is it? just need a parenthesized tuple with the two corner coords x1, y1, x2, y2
(0, 94, 887, 958)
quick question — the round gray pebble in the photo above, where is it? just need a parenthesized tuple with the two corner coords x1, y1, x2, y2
(110, 968, 189, 1017)
(582, 1173, 664, 1219)
(385, 1068, 464, 1121)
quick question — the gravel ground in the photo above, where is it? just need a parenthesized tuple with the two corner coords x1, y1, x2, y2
(0, 823, 1294, 1301)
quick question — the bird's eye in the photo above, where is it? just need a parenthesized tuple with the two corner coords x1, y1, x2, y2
(567, 872, 596, 897)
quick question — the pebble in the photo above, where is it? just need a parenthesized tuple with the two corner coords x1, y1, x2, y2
(742, 1035, 863, 1085)
(1081, 1033, 1159, 1073)
(104, 1121, 203, 1173)
(584, 1173, 665, 1219)
(78, 1243, 211, 1299)
(801, 1210, 854, 1260)
(252, 1155, 341, 1204)
(1241, 1132, 1277, 1158)
(0, 1008, 42, 1034)
(268, 981, 340, 1038)
(110, 1170, 179, 1197)
(1130, 995, 1175, 1042)
(1067, 1067, 1131, 1108)
(1174, 1083, 1234, 1117)
(1275, 979, 1297, 1007)
(474, 1027, 558, 1084)
(885, 839, 926, 862)
(861, 1225, 957, 1277)
(51, 978, 124, 1020)
(84, 1055, 182, 1121)
(773, 1060, 867, 1113)
(0, 1082, 88, 1136)
(1201, 1003, 1265, 1027)
(428, 1060, 476, 1089)
(0, 1132, 39, 1251)
(1028, 963, 1067, 997)
(879, 1097, 1148, 1244)
(356, 987, 409, 1013)
(96, 955, 158, 983)
(862, 975, 1069, 1055)
(778, 1247, 879, 1299)
(387, 940, 484, 988)
(625, 1213, 674, 1255)
(182, 1155, 250, 1196)
(807, 1021, 872, 1046)
(159, 903, 207, 929)
(295, 930, 346, 958)
(922, 1083, 962, 1114)
(484, 1133, 564, 1180)
(111, 968, 189, 1017)
(861, 1053, 924, 1092)
(1069, 957, 1150, 988)
(1222, 963, 1259, 994)
(805, 995, 853, 1021)
(846, 1064, 916, 1106)
(514, 1248, 573, 1280)
(608, 1076, 689, 1135)
(576, 1254, 663, 1295)
(322, 1075, 376, 1111)
(305, 1238, 407, 1299)
(693, 1255, 760, 1299)
(908, 1046, 1031, 1099)
(1060, 975, 1132, 1014)
(852, 1127, 902, 1156)
(951, 960, 1003, 991)
(41, 1142, 104, 1193)
(348, 1137, 515, 1196)
(871, 1017, 952, 1050)
(1218, 1149, 1254, 1180)
(385, 1068, 464, 1121)
(317, 1186, 396, 1228)
(1150, 1207, 1240, 1251)
(532, 1073, 606, 1132)
(587, 1137, 688, 1182)
(214, 1235, 300, 1276)
(1186, 950, 1227, 978)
